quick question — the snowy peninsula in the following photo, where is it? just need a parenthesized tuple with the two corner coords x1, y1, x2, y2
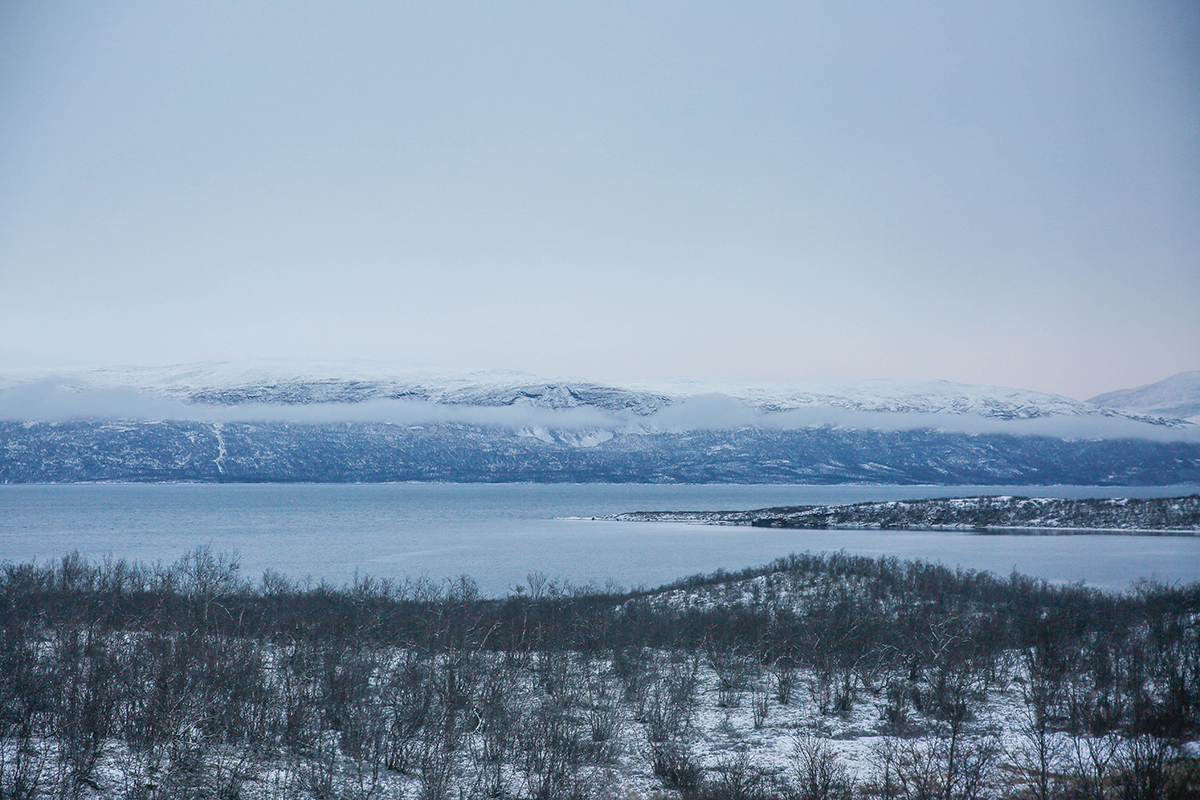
(608, 494, 1200, 533)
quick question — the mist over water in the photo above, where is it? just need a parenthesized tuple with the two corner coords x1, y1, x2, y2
(3, 483, 1197, 596)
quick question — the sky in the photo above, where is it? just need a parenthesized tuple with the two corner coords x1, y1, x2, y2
(1, 1, 1197, 401)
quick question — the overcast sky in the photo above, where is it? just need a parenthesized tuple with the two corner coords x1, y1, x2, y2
(2, 1, 1197, 400)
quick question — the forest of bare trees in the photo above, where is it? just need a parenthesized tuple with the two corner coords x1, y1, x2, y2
(1, 547, 1197, 799)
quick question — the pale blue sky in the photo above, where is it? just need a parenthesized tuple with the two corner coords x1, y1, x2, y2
(2, 1, 1197, 399)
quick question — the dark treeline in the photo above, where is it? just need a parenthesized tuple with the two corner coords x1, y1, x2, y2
(2, 548, 1198, 799)
(750, 495, 1200, 531)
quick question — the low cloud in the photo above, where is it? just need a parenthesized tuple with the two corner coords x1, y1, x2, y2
(641, 394, 761, 430)
(0, 379, 193, 421)
(627, 399, 1200, 442)
(753, 407, 1200, 442)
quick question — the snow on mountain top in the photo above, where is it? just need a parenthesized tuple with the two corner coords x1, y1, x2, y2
(0, 360, 545, 392)
(0, 361, 1192, 431)
(1089, 370, 1200, 423)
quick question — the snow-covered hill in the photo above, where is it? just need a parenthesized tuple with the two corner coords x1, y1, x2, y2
(1089, 370, 1200, 423)
(3, 363, 1199, 485)
(0, 361, 1190, 429)
(0, 362, 673, 415)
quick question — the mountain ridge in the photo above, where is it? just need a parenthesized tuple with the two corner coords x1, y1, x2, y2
(1, 361, 1192, 428)
(4, 419, 1200, 485)
(3, 363, 1199, 485)
(1089, 370, 1200, 423)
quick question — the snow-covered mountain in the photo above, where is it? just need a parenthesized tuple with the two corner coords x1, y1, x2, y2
(1089, 370, 1200, 423)
(3, 363, 1198, 485)
(0, 362, 671, 415)
(0, 361, 1189, 428)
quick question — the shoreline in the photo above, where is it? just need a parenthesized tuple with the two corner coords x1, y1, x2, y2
(606, 494, 1200, 535)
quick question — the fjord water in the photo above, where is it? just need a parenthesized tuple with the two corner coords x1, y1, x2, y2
(2, 483, 1198, 596)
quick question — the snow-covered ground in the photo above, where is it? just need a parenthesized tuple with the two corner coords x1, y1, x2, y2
(610, 494, 1200, 533)
(3, 550, 1197, 799)
(1090, 370, 1200, 423)
(0, 643, 1103, 800)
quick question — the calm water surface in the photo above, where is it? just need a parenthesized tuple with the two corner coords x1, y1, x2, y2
(1, 483, 1198, 596)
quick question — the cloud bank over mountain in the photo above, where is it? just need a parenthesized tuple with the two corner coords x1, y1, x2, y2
(2, 364, 1196, 442)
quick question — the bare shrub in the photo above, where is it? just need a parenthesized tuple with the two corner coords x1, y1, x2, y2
(791, 733, 855, 800)
(650, 741, 702, 796)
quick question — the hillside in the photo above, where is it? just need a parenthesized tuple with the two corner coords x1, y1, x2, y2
(3, 362, 1199, 485)
(4, 420, 1200, 485)
(1089, 370, 1200, 423)
(2, 549, 1197, 799)
(0, 361, 1192, 424)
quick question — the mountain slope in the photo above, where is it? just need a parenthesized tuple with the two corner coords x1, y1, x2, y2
(3, 420, 1200, 485)
(1089, 370, 1200, 423)
(0, 361, 1189, 426)
(2, 363, 1199, 485)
